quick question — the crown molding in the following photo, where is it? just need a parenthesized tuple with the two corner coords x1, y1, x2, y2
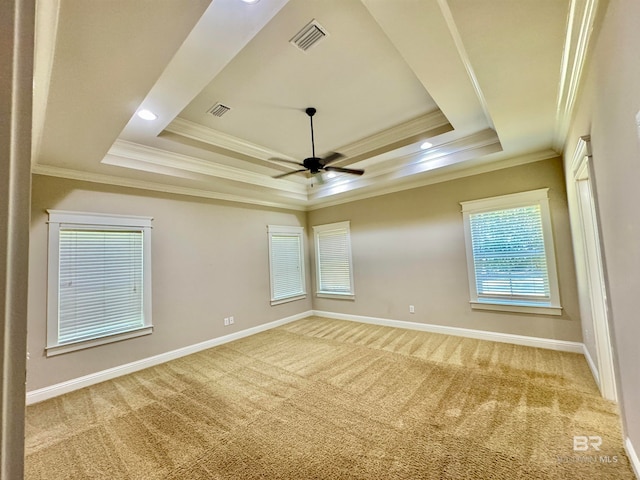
(105, 139, 307, 195)
(164, 117, 296, 162)
(307, 148, 558, 210)
(166, 111, 452, 170)
(308, 128, 502, 202)
(554, 0, 599, 151)
(31, 163, 307, 211)
(335, 109, 452, 160)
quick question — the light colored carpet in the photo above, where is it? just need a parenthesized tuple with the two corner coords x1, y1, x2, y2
(25, 317, 635, 479)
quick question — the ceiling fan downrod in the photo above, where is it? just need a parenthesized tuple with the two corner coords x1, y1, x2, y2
(306, 107, 317, 159)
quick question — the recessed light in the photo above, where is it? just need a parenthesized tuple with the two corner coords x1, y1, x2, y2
(137, 109, 158, 121)
(420, 141, 433, 150)
(241, 0, 260, 3)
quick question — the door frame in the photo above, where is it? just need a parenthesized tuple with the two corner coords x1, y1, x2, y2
(570, 136, 617, 401)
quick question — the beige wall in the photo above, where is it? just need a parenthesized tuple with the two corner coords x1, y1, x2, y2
(27, 175, 312, 390)
(564, 0, 640, 453)
(308, 157, 582, 342)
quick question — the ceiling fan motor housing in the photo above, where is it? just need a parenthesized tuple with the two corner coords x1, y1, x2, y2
(303, 157, 321, 173)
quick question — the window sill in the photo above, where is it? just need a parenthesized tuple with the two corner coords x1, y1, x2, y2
(270, 294, 306, 306)
(316, 292, 355, 300)
(46, 325, 153, 357)
(470, 301, 562, 316)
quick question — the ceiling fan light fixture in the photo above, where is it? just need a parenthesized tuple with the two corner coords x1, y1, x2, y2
(326, 171, 337, 179)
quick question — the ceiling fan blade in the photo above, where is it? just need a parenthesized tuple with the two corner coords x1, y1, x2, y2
(273, 169, 307, 179)
(324, 166, 365, 176)
(269, 157, 305, 167)
(319, 152, 344, 166)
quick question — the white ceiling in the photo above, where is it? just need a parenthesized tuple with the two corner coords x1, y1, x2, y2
(32, 0, 597, 211)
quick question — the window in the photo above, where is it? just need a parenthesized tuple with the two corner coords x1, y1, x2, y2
(267, 225, 306, 305)
(47, 210, 153, 356)
(460, 189, 562, 315)
(313, 221, 354, 299)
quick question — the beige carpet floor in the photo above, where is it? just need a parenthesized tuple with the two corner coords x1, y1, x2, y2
(25, 317, 636, 479)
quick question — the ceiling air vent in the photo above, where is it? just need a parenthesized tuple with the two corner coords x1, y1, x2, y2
(290, 19, 328, 52)
(207, 103, 231, 117)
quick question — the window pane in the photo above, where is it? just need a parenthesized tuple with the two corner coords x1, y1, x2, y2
(469, 205, 550, 301)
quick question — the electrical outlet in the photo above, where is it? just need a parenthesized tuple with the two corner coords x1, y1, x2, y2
(224, 317, 229, 326)
(409, 305, 415, 314)
(229, 316, 234, 325)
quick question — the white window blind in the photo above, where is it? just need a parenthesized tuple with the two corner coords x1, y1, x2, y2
(268, 226, 306, 305)
(47, 210, 153, 356)
(313, 222, 354, 297)
(461, 189, 561, 315)
(58, 229, 145, 344)
(469, 205, 550, 301)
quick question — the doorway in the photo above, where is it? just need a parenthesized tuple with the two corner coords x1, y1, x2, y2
(571, 136, 617, 401)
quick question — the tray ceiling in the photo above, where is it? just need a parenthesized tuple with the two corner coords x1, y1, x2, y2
(32, 0, 598, 210)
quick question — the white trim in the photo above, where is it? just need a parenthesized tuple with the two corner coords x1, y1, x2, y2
(470, 301, 562, 316)
(164, 118, 298, 163)
(307, 149, 558, 211)
(312, 310, 584, 353)
(267, 225, 306, 305)
(569, 136, 618, 402)
(105, 139, 307, 195)
(31, 164, 307, 211)
(47, 209, 153, 227)
(26, 310, 313, 405)
(46, 326, 153, 357)
(625, 437, 640, 480)
(582, 343, 600, 388)
(313, 221, 355, 298)
(26, 310, 591, 405)
(554, 0, 599, 150)
(460, 188, 550, 212)
(46, 211, 154, 355)
(316, 293, 355, 300)
(460, 188, 562, 313)
(335, 110, 452, 161)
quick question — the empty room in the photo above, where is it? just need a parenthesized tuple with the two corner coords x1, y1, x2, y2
(2, 0, 640, 478)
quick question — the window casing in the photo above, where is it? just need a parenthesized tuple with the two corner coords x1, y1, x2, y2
(46, 210, 153, 356)
(460, 189, 562, 315)
(313, 221, 355, 299)
(267, 225, 306, 305)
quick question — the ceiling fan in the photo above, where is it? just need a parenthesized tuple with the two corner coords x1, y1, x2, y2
(271, 107, 365, 181)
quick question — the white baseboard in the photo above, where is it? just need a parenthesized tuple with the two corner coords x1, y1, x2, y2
(312, 310, 584, 353)
(26, 309, 587, 405)
(626, 437, 640, 480)
(26, 310, 313, 405)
